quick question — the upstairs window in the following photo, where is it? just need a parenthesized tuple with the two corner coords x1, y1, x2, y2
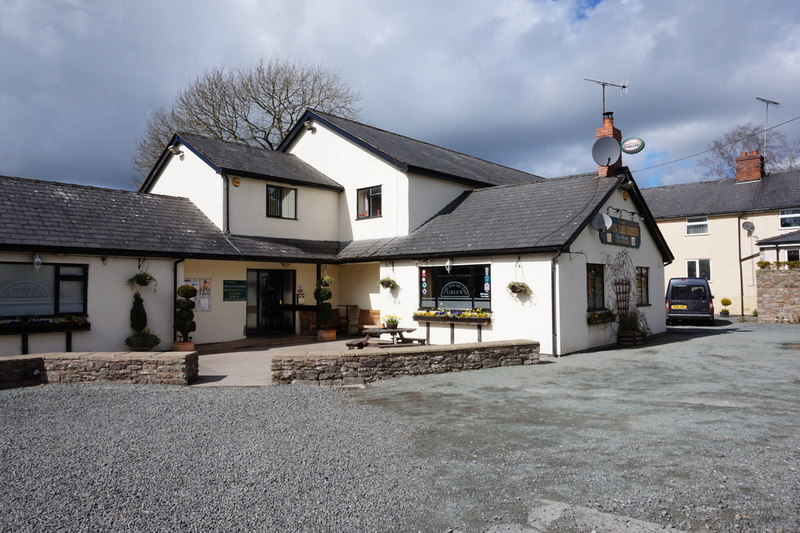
(357, 185, 381, 219)
(0, 262, 88, 318)
(635, 266, 650, 306)
(686, 216, 708, 235)
(586, 264, 605, 310)
(687, 259, 711, 280)
(267, 185, 297, 219)
(779, 209, 800, 228)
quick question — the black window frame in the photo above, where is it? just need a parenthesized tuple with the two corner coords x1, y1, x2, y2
(586, 263, 605, 310)
(419, 265, 491, 311)
(266, 185, 297, 219)
(635, 266, 650, 306)
(356, 185, 382, 220)
(0, 262, 88, 319)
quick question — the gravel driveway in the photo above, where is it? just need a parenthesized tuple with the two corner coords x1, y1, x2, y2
(1, 321, 798, 532)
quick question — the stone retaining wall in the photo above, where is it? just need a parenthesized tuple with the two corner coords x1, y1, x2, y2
(271, 340, 540, 386)
(757, 269, 800, 322)
(0, 352, 199, 389)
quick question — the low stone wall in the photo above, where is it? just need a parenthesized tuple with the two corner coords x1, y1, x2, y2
(0, 352, 199, 389)
(271, 340, 540, 386)
(757, 269, 800, 322)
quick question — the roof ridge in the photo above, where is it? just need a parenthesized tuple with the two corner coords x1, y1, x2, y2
(0, 174, 156, 196)
(309, 110, 543, 180)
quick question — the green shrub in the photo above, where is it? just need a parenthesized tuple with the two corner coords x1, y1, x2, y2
(173, 284, 198, 342)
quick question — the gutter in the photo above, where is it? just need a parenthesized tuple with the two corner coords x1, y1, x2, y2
(550, 248, 564, 357)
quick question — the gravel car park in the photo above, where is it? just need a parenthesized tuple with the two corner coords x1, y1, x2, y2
(1, 321, 798, 532)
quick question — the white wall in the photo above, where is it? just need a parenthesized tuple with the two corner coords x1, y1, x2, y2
(0, 252, 176, 356)
(148, 146, 225, 229)
(556, 190, 667, 355)
(227, 176, 340, 240)
(407, 173, 473, 231)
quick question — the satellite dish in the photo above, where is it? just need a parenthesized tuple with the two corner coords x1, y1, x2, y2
(592, 136, 621, 167)
(591, 212, 613, 231)
(742, 221, 755, 232)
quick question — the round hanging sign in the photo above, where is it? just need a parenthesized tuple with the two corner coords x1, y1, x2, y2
(621, 137, 645, 154)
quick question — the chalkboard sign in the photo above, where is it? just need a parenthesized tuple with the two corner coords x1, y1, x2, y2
(223, 280, 247, 301)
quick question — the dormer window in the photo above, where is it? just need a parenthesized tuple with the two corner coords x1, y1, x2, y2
(357, 185, 381, 219)
(267, 185, 296, 219)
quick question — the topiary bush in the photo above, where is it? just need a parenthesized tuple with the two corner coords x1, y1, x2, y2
(173, 284, 198, 342)
(125, 291, 160, 351)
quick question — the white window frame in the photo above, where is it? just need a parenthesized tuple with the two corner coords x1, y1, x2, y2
(787, 249, 799, 262)
(685, 216, 709, 235)
(686, 259, 711, 281)
(779, 209, 800, 228)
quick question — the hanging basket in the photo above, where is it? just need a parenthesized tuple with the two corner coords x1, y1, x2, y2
(507, 281, 531, 295)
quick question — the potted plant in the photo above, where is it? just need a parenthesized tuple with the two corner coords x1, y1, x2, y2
(378, 277, 398, 289)
(126, 271, 157, 290)
(384, 314, 399, 329)
(124, 291, 161, 351)
(507, 281, 531, 295)
(314, 282, 336, 341)
(756, 260, 771, 269)
(617, 311, 646, 346)
(720, 298, 732, 317)
(172, 284, 198, 350)
(319, 275, 334, 287)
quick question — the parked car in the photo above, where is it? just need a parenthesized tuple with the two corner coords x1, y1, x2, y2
(665, 277, 715, 325)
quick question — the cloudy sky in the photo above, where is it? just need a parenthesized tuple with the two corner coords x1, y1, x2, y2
(1, 0, 799, 191)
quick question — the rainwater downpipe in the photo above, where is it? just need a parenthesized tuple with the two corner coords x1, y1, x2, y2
(173, 258, 185, 342)
(224, 173, 230, 233)
(737, 213, 745, 316)
(550, 248, 564, 357)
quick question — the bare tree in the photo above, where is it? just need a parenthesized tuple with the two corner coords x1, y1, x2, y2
(696, 122, 799, 180)
(132, 57, 361, 180)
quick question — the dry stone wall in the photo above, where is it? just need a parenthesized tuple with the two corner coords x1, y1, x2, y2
(756, 269, 800, 322)
(0, 352, 198, 389)
(271, 340, 540, 386)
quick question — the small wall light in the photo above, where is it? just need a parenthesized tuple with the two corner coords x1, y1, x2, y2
(303, 120, 316, 133)
(167, 145, 184, 156)
(445, 258, 453, 273)
(33, 253, 42, 271)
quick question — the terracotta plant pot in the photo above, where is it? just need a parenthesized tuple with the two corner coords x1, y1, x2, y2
(172, 341, 195, 351)
(317, 329, 336, 341)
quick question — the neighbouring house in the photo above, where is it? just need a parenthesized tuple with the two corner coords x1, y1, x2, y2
(1, 110, 672, 357)
(641, 151, 800, 316)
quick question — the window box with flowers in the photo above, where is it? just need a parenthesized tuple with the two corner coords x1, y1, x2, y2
(587, 308, 615, 325)
(0, 315, 91, 335)
(413, 309, 492, 325)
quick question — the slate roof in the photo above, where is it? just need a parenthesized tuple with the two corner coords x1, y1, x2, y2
(141, 132, 343, 192)
(0, 175, 339, 262)
(757, 228, 800, 246)
(641, 169, 800, 219)
(339, 171, 672, 261)
(281, 110, 546, 188)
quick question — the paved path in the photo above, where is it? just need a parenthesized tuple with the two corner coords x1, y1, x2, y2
(193, 338, 351, 386)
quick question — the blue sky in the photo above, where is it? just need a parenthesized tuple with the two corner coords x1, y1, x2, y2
(1, 0, 798, 190)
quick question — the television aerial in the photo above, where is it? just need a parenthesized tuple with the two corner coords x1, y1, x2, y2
(585, 78, 629, 114)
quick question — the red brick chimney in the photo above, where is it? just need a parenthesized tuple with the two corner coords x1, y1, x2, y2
(736, 150, 764, 182)
(596, 112, 622, 176)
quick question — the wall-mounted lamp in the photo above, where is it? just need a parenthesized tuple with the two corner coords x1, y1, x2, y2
(444, 258, 453, 273)
(619, 178, 635, 191)
(303, 120, 317, 133)
(167, 145, 184, 156)
(32, 253, 42, 271)
(101, 255, 108, 265)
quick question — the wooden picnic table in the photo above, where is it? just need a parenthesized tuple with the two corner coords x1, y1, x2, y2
(346, 327, 426, 349)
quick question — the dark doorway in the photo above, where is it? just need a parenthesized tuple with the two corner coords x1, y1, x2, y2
(246, 270, 295, 336)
